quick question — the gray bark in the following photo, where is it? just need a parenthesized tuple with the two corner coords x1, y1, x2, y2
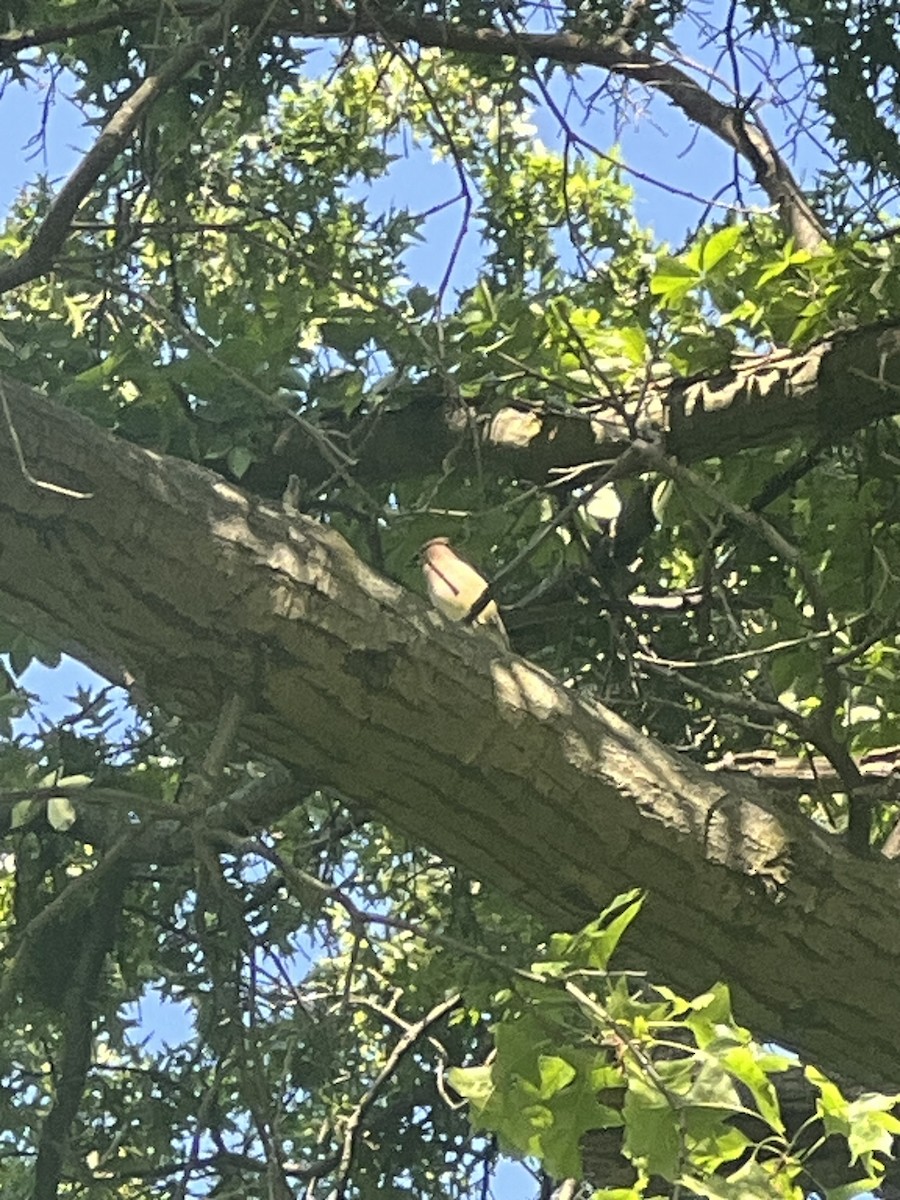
(0, 374, 898, 1093)
(258, 323, 900, 495)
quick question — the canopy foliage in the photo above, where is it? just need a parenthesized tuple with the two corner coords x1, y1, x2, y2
(1, 2, 900, 1198)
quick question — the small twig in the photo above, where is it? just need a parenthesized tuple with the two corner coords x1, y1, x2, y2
(218, 834, 529, 981)
(371, 32, 472, 309)
(638, 657, 786, 723)
(634, 628, 832, 669)
(121, 287, 373, 505)
(0, 783, 180, 821)
(0, 379, 93, 498)
(468, 439, 650, 624)
(640, 442, 833, 628)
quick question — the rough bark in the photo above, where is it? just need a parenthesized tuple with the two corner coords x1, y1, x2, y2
(1, 375, 899, 1092)
(249, 322, 900, 498)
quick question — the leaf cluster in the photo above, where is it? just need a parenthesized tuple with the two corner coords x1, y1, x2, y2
(451, 894, 900, 1198)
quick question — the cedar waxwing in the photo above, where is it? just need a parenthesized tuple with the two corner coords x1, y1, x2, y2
(419, 537, 509, 648)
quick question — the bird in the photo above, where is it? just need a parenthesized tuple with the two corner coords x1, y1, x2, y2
(419, 537, 509, 648)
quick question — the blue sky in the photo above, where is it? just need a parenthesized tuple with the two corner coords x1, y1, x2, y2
(1, 13, 849, 1198)
(1, 19, 755, 710)
(2, 7, 815, 724)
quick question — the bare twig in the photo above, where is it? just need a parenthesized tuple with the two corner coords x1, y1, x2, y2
(1, 4, 831, 255)
(637, 442, 880, 851)
(372, 37, 472, 309)
(291, 10, 828, 247)
(637, 442, 832, 630)
(471, 440, 650, 622)
(0, 379, 92, 498)
(326, 992, 461, 1200)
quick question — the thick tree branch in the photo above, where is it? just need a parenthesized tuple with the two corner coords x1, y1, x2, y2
(247, 322, 900, 497)
(0, 12, 137, 58)
(1, 376, 899, 1091)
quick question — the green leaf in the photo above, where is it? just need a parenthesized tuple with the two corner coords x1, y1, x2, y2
(447, 1064, 494, 1110)
(407, 285, 434, 316)
(696, 225, 742, 271)
(825, 1179, 887, 1200)
(11, 799, 38, 830)
(622, 1074, 680, 1178)
(650, 256, 700, 305)
(544, 891, 643, 971)
(719, 1045, 784, 1132)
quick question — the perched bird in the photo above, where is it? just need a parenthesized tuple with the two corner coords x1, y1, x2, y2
(419, 537, 509, 648)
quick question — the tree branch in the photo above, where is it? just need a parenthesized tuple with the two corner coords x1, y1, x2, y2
(327, 994, 461, 1200)
(247, 321, 900, 497)
(0, 12, 225, 296)
(1, 377, 900, 1090)
(2, 4, 828, 255)
(289, 9, 827, 247)
(32, 846, 133, 1200)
